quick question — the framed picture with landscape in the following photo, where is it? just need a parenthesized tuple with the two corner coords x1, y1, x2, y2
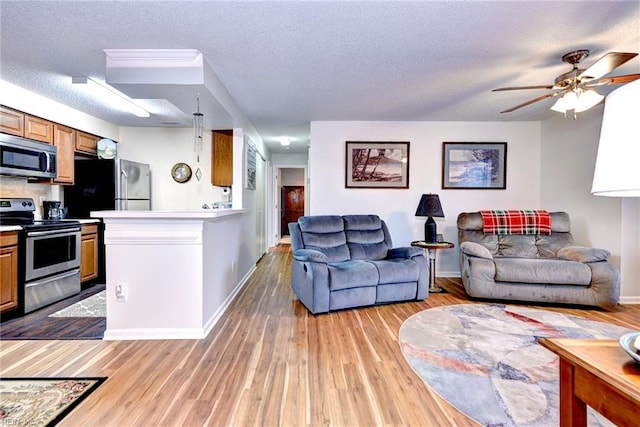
(442, 142, 507, 189)
(345, 141, 410, 188)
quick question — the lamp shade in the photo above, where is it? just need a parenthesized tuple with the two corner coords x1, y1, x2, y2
(415, 194, 444, 217)
(591, 79, 640, 197)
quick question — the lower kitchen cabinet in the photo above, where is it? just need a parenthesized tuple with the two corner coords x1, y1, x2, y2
(81, 224, 99, 283)
(0, 231, 19, 314)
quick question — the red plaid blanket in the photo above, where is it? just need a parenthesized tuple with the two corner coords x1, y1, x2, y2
(480, 210, 551, 235)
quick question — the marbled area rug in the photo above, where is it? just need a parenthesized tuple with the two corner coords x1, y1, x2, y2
(399, 304, 634, 427)
(49, 291, 106, 317)
(0, 377, 106, 426)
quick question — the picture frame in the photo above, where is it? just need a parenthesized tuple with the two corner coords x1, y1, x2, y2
(244, 136, 257, 190)
(442, 142, 507, 189)
(345, 141, 410, 188)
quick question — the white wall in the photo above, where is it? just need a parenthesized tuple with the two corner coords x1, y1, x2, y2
(309, 121, 541, 275)
(281, 168, 305, 186)
(117, 127, 227, 211)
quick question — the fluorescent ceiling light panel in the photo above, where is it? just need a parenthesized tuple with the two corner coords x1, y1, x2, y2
(72, 76, 150, 117)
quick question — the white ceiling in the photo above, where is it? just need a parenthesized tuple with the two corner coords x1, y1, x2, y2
(1, 1, 639, 154)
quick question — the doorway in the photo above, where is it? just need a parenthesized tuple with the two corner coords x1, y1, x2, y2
(281, 186, 304, 237)
(274, 167, 306, 244)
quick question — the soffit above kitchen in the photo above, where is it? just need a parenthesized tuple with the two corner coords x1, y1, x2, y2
(1, 1, 639, 155)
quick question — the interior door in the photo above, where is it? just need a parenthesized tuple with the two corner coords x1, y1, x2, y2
(282, 186, 304, 236)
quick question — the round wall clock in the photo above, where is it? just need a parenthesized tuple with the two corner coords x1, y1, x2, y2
(171, 162, 192, 183)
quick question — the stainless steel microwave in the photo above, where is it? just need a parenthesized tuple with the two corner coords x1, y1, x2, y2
(0, 133, 57, 179)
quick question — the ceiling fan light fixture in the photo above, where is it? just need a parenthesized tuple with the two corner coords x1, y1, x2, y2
(574, 89, 604, 113)
(550, 97, 568, 113)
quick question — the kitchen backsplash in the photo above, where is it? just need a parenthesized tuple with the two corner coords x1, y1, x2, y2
(0, 176, 62, 219)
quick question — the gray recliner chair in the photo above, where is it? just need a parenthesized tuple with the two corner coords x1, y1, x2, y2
(289, 214, 428, 314)
(457, 211, 620, 308)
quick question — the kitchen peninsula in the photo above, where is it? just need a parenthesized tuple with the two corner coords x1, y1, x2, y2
(91, 209, 247, 340)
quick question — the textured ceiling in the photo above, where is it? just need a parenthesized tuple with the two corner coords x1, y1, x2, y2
(1, 1, 639, 154)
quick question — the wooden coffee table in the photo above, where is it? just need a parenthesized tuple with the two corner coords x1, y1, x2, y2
(539, 338, 640, 427)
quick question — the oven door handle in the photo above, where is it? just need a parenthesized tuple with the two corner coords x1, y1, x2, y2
(25, 269, 80, 289)
(27, 227, 81, 237)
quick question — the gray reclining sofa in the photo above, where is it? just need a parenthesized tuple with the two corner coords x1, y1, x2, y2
(457, 211, 620, 308)
(289, 215, 428, 313)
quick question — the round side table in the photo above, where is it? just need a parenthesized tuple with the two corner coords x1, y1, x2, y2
(411, 241, 455, 293)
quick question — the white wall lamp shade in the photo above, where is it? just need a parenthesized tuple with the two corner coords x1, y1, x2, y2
(591, 79, 640, 197)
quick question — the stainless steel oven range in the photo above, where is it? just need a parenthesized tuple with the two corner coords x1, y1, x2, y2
(0, 197, 81, 314)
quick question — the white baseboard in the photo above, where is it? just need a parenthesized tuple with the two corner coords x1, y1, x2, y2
(620, 296, 640, 304)
(202, 264, 257, 338)
(103, 264, 257, 341)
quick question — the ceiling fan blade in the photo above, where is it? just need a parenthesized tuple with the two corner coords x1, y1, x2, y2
(499, 92, 561, 113)
(578, 52, 638, 81)
(492, 85, 553, 92)
(585, 73, 640, 87)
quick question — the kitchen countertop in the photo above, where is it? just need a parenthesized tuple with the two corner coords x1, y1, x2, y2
(0, 218, 100, 232)
(91, 209, 244, 219)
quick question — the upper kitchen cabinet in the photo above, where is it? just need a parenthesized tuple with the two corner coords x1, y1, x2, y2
(75, 131, 99, 155)
(53, 124, 75, 184)
(212, 130, 233, 187)
(0, 106, 24, 136)
(24, 115, 53, 143)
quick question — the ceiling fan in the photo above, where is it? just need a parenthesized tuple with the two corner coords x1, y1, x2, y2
(493, 49, 639, 115)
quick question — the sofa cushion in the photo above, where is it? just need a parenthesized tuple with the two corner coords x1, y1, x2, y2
(494, 258, 591, 285)
(328, 260, 379, 291)
(299, 215, 350, 262)
(344, 215, 389, 260)
(370, 258, 420, 284)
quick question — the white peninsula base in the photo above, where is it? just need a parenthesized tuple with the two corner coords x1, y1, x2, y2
(92, 209, 250, 340)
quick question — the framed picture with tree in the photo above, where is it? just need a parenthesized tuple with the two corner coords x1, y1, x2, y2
(442, 142, 507, 189)
(345, 141, 410, 188)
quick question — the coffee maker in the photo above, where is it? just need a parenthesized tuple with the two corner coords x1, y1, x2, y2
(43, 200, 64, 220)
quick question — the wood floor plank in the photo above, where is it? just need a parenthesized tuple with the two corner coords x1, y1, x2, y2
(1, 244, 639, 426)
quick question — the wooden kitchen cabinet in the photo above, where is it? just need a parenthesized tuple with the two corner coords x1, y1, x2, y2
(52, 124, 75, 184)
(0, 106, 25, 136)
(81, 224, 99, 283)
(211, 130, 233, 187)
(0, 232, 19, 314)
(24, 115, 54, 143)
(76, 131, 99, 155)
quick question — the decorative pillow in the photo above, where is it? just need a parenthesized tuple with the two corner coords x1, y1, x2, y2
(557, 246, 610, 263)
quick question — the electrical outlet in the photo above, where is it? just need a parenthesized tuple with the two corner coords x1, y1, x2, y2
(116, 283, 127, 302)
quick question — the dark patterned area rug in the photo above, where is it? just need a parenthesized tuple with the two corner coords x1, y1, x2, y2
(0, 377, 106, 426)
(399, 304, 633, 426)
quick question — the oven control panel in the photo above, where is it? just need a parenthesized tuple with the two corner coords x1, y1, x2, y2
(0, 198, 35, 212)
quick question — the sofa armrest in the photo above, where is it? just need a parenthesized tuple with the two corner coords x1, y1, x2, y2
(293, 249, 330, 263)
(556, 246, 611, 263)
(460, 241, 494, 260)
(387, 247, 423, 259)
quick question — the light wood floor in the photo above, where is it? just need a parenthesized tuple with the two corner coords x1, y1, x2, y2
(1, 245, 639, 426)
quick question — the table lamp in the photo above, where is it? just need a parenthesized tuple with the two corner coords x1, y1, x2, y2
(415, 193, 444, 243)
